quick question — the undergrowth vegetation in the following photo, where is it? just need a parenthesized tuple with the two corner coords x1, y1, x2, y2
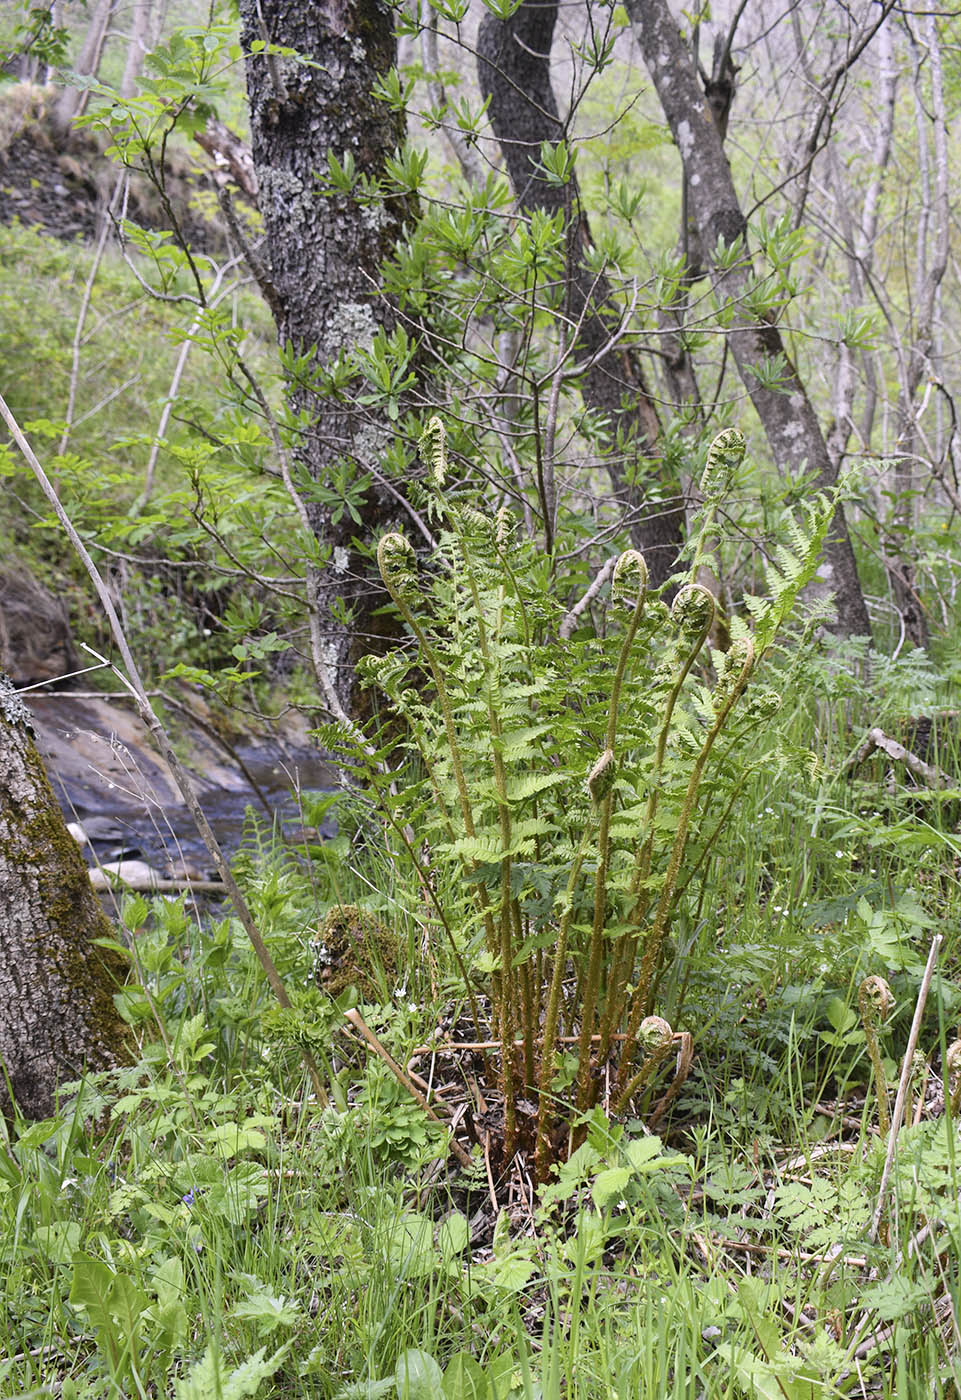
(4, 662, 961, 1398)
(5, 437, 961, 1394)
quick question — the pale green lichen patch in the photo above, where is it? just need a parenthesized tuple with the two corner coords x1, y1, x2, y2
(0, 673, 33, 733)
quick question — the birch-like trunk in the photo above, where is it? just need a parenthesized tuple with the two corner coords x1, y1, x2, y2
(627, 0, 872, 637)
(238, 0, 411, 718)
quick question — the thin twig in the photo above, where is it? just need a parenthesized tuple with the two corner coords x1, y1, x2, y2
(559, 556, 616, 640)
(869, 933, 942, 1243)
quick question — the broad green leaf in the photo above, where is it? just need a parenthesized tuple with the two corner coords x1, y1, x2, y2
(591, 1166, 632, 1208)
(438, 1212, 470, 1260)
(395, 1349, 444, 1400)
(443, 1353, 488, 1400)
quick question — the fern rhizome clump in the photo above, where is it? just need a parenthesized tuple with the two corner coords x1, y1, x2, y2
(344, 420, 835, 1180)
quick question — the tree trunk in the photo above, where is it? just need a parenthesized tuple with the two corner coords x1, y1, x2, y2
(477, 0, 684, 588)
(238, 0, 411, 718)
(626, 0, 872, 638)
(0, 678, 128, 1120)
(52, 0, 116, 136)
(120, 0, 153, 99)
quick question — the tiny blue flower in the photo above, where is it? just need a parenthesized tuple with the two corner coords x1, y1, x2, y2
(182, 1189, 195, 1208)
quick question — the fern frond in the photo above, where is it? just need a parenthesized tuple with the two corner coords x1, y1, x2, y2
(418, 415, 448, 489)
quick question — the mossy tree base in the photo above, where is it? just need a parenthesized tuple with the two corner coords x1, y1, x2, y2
(0, 675, 129, 1119)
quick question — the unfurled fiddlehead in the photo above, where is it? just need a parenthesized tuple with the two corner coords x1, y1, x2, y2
(859, 975, 894, 1136)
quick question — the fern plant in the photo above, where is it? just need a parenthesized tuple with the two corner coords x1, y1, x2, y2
(340, 420, 836, 1178)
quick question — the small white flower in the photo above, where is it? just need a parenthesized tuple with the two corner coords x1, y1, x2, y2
(835, 850, 845, 859)
(409, 1003, 418, 1014)
(617, 1199, 628, 1212)
(765, 806, 774, 815)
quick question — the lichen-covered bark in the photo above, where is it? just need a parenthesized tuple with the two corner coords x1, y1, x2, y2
(0, 677, 128, 1119)
(477, 1, 684, 588)
(626, 0, 871, 637)
(239, 0, 411, 714)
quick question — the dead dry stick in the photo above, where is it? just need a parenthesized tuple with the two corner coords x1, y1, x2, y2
(559, 557, 616, 640)
(343, 1009, 473, 1168)
(869, 932, 942, 1243)
(91, 877, 228, 895)
(847, 727, 954, 789)
(0, 393, 328, 1106)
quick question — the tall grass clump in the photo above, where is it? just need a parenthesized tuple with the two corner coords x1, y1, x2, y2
(336, 419, 839, 1178)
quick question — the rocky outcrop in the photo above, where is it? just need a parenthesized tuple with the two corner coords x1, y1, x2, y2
(0, 565, 77, 686)
(0, 84, 254, 250)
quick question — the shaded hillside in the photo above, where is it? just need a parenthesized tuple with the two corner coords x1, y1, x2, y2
(0, 83, 252, 249)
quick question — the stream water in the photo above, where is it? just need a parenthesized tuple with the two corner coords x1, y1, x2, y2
(28, 692, 339, 878)
(68, 747, 341, 876)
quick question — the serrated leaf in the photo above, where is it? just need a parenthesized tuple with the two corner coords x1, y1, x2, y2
(174, 1342, 290, 1400)
(591, 1166, 632, 1208)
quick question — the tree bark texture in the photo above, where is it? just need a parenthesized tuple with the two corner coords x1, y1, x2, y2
(627, 0, 871, 637)
(52, 0, 116, 135)
(239, 0, 411, 715)
(477, 0, 684, 588)
(0, 678, 128, 1120)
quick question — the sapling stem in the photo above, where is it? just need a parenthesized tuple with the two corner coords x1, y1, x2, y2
(869, 933, 942, 1244)
(575, 554, 647, 1114)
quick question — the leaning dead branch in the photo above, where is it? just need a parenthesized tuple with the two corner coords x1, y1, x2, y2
(845, 726, 955, 789)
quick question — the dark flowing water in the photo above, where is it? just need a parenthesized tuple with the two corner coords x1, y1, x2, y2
(28, 693, 339, 878)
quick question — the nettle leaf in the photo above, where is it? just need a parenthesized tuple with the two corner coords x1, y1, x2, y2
(591, 1166, 632, 1208)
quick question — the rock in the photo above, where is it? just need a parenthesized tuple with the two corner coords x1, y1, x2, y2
(88, 859, 163, 890)
(66, 821, 88, 846)
(74, 815, 137, 844)
(0, 565, 77, 686)
(27, 694, 186, 817)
